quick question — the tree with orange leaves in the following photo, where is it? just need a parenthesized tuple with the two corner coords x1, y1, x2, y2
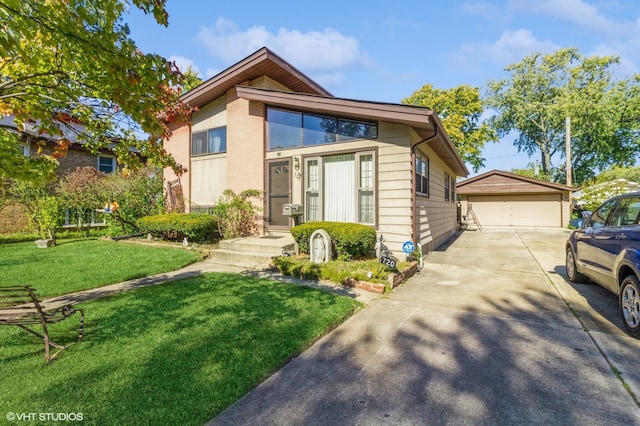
(0, 0, 193, 181)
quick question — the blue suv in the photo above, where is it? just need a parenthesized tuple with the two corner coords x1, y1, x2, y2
(566, 192, 640, 337)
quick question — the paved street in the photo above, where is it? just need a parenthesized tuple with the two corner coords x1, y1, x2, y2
(210, 227, 640, 425)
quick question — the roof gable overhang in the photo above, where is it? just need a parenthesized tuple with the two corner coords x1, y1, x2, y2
(235, 86, 469, 176)
(181, 47, 331, 109)
(456, 169, 576, 194)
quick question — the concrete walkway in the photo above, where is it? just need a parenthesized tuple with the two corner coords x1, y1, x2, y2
(209, 227, 640, 425)
(43, 255, 380, 308)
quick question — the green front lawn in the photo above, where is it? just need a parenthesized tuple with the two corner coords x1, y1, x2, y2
(0, 273, 362, 425)
(0, 239, 202, 298)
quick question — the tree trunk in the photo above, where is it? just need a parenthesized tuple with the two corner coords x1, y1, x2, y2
(541, 150, 552, 176)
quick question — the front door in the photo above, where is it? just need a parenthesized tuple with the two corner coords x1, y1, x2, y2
(266, 159, 291, 229)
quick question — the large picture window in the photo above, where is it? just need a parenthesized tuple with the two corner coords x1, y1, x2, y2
(192, 127, 227, 156)
(304, 151, 375, 225)
(268, 108, 377, 151)
(415, 155, 429, 196)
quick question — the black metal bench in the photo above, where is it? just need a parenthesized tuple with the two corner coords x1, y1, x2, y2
(0, 285, 84, 363)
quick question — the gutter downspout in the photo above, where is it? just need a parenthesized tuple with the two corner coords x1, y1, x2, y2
(410, 121, 439, 255)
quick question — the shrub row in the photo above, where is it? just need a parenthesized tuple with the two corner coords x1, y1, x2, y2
(290, 222, 377, 260)
(137, 213, 219, 243)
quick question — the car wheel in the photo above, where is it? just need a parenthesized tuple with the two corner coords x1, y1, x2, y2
(566, 246, 588, 283)
(620, 275, 640, 337)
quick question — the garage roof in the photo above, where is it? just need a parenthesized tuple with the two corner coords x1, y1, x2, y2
(457, 170, 575, 194)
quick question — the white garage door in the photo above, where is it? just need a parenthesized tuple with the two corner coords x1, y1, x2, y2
(467, 194, 561, 227)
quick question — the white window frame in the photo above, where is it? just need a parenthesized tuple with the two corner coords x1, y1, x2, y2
(415, 154, 429, 197)
(19, 143, 30, 157)
(304, 150, 376, 225)
(191, 127, 227, 156)
(98, 154, 116, 173)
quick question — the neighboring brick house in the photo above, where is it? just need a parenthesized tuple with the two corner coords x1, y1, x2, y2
(164, 47, 469, 256)
(1, 117, 117, 234)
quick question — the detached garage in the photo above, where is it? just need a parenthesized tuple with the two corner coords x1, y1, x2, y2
(457, 170, 575, 227)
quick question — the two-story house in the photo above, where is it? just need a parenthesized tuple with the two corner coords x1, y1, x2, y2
(163, 47, 469, 257)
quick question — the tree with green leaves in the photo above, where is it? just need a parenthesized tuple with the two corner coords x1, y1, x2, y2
(510, 162, 551, 181)
(593, 165, 640, 184)
(5, 178, 62, 240)
(486, 48, 640, 185)
(180, 66, 203, 94)
(402, 84, 497, 172)
(0, 0, 193, 182)
(57, 166, 105, 234)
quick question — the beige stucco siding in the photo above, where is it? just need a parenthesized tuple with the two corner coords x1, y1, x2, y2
(252, 75, 291, 92)
(190, 156, 227, 207)
(186, 96, 229, 209)
(192, 96, 226, 132)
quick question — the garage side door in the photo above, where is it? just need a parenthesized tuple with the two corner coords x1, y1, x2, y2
(468, 194, 561, 227)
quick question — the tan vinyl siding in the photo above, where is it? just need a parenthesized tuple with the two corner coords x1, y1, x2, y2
(414, 144, 458, 253)
(376, 123, 413, 256)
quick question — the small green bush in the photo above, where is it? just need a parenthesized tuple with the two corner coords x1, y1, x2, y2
(272, 256, 323, 280)
(212, 189, 263, 239)
(271, 255, 403, 285)
(290, 222, 377, 260)
(137, 213, 219, 243)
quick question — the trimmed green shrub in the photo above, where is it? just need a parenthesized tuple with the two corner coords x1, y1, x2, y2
(290, 222, 377, 260)
(137, 213, 219, 243)
(271, 255, 403, 285)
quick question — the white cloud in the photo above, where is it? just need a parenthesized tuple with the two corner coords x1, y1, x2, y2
(194, 17, 370, 78)
(168, 55, 201, 76)
(457, 29, 560, 69)
(508, 0, 628, 35)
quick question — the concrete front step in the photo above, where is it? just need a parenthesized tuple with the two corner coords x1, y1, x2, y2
(209, 235, 296, 269)
(204, 254, 273, 270)
(218, 235, 295, 255)
(208, 248, 277, 266)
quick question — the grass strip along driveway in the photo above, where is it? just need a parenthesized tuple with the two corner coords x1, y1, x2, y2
(0, 239, 203, 298)
(0, 272, 362, 425)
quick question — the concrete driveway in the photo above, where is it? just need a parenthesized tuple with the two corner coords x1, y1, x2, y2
(210, 227, 640, 425)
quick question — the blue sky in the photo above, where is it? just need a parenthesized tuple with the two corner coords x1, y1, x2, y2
(124, 0, 640, 177)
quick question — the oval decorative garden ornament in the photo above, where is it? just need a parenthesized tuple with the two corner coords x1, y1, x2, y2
(310, 229, 331, 264)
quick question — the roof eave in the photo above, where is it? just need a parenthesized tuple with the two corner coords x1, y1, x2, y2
(181, 47, 331, 108)
(235, 86, 469, 177)
(456, 169, 577, 192)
